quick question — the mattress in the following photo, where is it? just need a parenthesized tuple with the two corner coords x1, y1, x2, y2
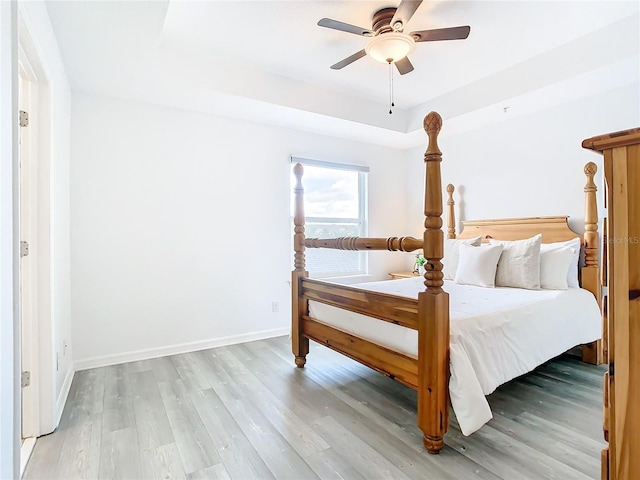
(308, 277, 601, 436)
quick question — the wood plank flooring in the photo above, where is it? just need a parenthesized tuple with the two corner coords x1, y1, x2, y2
(24, 336, 606, 479)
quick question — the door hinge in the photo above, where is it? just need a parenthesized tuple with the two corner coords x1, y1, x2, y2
(20, 240, 29, 258)
(21, 371, 31, 388)
(19, 110, 29, 127)
(609, 362, 614, 377)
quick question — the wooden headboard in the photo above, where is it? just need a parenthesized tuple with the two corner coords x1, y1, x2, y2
(454, 216, 580, 244)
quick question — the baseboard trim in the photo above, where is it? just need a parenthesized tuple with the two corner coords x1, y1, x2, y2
(74, 327, 290, 371)
(55, 367, 74, 427)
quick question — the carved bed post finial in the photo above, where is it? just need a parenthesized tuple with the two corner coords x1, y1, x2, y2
(422, 111, 444, 292)
(584, 162, 599, 268)
(293, 163, 306, 272)
(446, 184, 456, 239)
(424, 112, 442, 158)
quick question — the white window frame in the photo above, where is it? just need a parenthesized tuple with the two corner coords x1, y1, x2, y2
(291, 156, 369, 278)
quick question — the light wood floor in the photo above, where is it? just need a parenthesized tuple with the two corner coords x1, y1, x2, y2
(24, 336, 606, 480)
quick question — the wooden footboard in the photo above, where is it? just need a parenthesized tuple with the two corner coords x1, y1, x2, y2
(300, 278, 419, 329)
(298, 278, 419, 389)
(291, 111, 450, 453)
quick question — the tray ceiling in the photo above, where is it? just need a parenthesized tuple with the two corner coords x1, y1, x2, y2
(45, 1, 639, 147)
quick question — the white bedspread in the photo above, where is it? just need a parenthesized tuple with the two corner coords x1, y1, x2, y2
(308, 277, 601, 436)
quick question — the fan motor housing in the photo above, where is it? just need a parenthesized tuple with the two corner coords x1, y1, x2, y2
(372, 8, 397, 34)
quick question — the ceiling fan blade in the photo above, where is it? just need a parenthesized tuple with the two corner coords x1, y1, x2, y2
(318, 18, 373, 36)
(391, 0, 423, 29)
(395, 56, 414, 75)
(410, 26, 471, 42)
(330, 49, 367, 70)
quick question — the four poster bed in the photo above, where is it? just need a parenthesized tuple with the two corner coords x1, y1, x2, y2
(291, 111, 603, 454)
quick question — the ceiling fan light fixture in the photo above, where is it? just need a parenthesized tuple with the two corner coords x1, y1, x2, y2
(365, 32, 415, 63)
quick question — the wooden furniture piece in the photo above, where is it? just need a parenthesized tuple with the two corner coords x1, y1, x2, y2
(583, 127, 640, 480)
(389, 271, 420, 279)
(291, 111, 602, 454)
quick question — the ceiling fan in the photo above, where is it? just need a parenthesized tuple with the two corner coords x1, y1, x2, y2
(318, 0, 470, 75)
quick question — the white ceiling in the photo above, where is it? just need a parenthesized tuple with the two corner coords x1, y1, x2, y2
(45, 0, 639, 148)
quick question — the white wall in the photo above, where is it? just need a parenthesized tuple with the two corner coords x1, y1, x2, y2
(19, 1, 73, 434)
(405, 84, 640, 238)
(71, 93, 414, 368)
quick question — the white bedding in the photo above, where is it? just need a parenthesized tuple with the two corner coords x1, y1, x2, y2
(308, 277, 601, 436)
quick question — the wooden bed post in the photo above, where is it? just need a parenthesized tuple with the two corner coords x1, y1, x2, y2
(446, 184, 456, 239)
(292, 163, 309, 368)
(582, 161, 603, 365)
(418, 112, 450, 454)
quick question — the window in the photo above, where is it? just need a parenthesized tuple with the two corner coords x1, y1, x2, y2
(291, 157, 368, 277)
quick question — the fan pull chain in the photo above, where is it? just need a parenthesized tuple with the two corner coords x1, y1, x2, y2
(388, 61, 395, 114)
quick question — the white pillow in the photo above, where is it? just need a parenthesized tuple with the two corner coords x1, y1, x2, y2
(454, 244, 504, 288)
(539, 246, 575, 290)
(489, 234, 542, 289)
(443, 236, 482, 280)
(540, 237, 581, 288)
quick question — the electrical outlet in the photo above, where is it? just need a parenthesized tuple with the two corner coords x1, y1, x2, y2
(272, 301, 279, 313)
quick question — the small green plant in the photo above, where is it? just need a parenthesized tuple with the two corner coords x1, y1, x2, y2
(413, 254, 427, 273)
